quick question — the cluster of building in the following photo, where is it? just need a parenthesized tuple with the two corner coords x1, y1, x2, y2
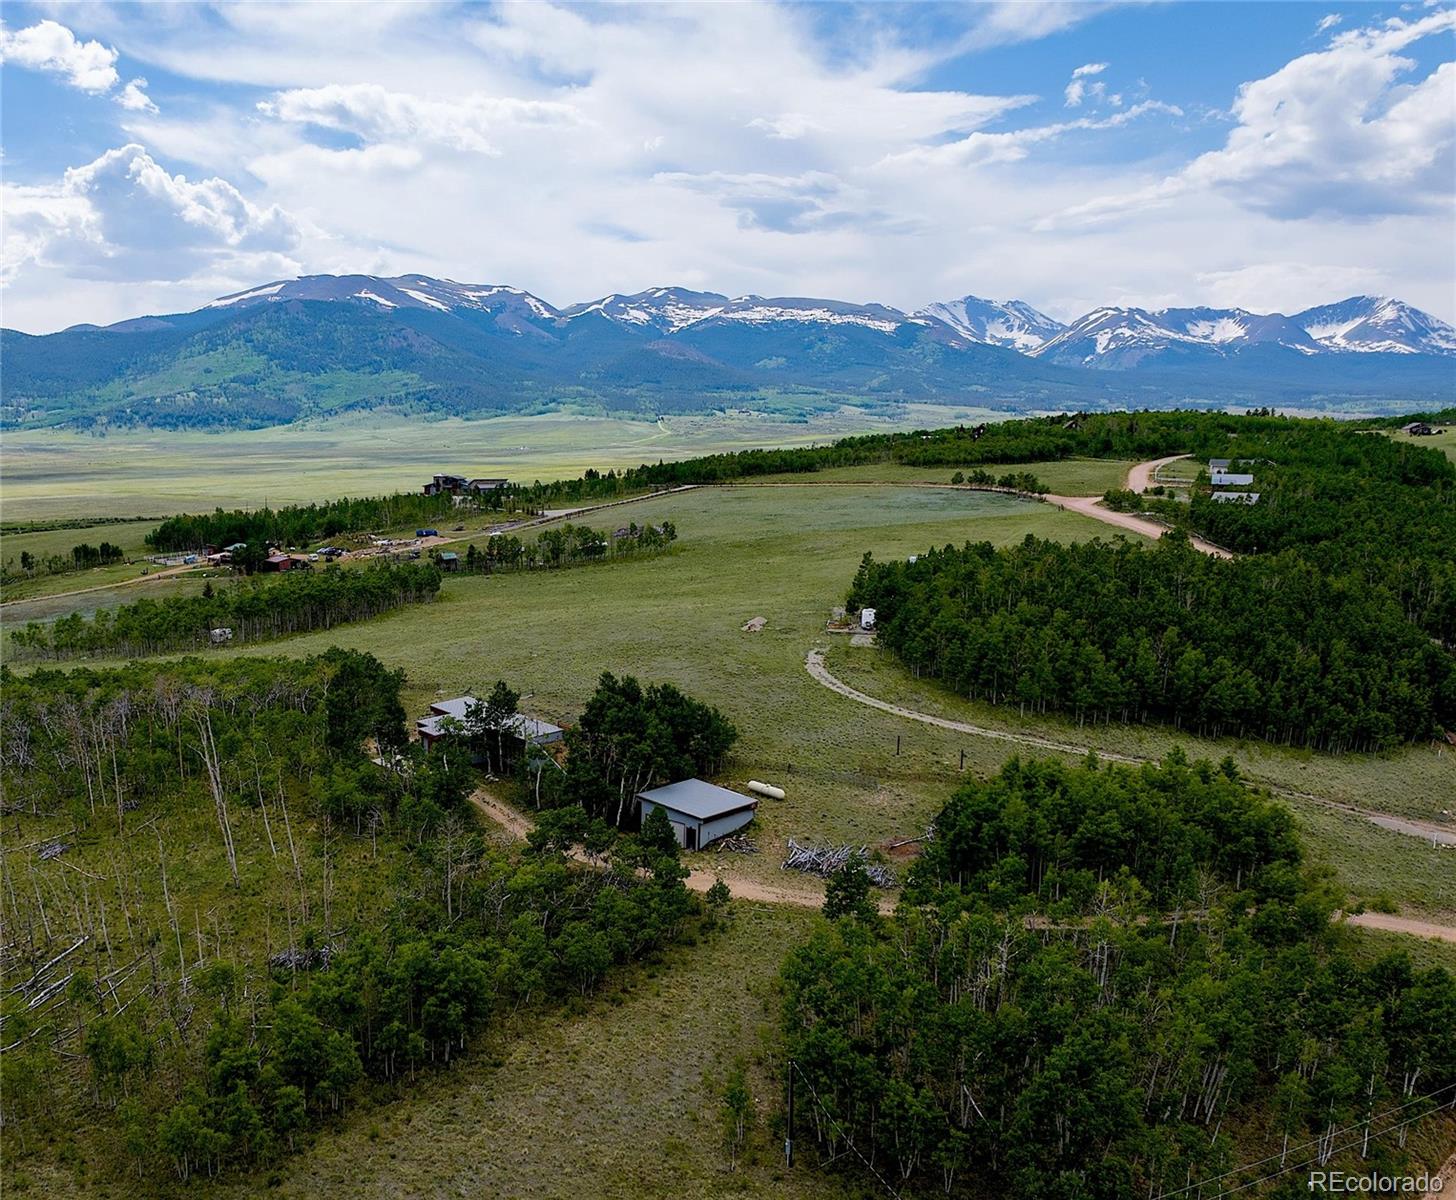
(422, 474, 510, 498)
(1207, 458, 1260, 505)
(202, 542, 341, 570)
(1400, 421, 1442, 437)
(415, 695, 760, 850)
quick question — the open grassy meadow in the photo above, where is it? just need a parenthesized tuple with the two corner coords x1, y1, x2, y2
(86, 481, 1445, 920)
(0, 404, 1013, 522)
(5, 456, 1454, 1197)
(754, 456, 1138, 494)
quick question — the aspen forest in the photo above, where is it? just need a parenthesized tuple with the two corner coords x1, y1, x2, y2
(781, 755, 1456, 1199)
(0, 653, 702, 1188)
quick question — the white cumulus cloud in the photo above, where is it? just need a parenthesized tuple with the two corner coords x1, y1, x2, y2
(0, 19, 119, 92)
(1051, 10, 1456, 227)
(3, 144, 301, 285)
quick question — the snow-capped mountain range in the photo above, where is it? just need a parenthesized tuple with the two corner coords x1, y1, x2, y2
(198, 276, 1456, 363)
(7, 274, 1451, 432)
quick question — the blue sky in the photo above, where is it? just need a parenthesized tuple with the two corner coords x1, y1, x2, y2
(2, 1, 1453, 332)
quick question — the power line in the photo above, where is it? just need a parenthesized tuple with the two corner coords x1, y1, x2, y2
(789, 1060, 903, 1200)
(1153, 1084, 1456, 1200)
(1199, 1104, 1450, 1200)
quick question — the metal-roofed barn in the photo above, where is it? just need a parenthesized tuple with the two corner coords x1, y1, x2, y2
(637, 779, 758, 851)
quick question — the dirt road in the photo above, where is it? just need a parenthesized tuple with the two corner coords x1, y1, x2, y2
(467, 788, 836, 908)
(807, 646, 1145, 764)
(1125, 454, 1191, 493)
(1041, 490, 1233, 558)
(1035, 453, 1229, 557)
(0, 561, 196, 609)
(1346, 913, 1456, 944)
(1425, 1151, 1456, 1200)
(469, 787, 1454, 937)
(805, 647, 1456, 848)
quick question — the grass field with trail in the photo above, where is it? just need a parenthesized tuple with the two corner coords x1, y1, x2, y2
(5, 442, 1454, 1196)
(1, 519, 163, 604)
(75, 481, 1445, 921)
(0, 404, 1011, 521)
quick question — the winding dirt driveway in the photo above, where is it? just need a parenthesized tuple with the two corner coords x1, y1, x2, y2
(1126, 453, 1191, 493)
(1041, 455, 1234, 558)
(806, 648, 1456, 849)
(805, 651, 1456, 941)
(1041, 493, 1234, 558)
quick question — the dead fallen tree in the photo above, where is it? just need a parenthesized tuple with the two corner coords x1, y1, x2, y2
(782, 839, 895, 888)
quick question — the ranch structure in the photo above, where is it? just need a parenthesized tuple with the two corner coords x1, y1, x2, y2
(637, 779, 758, 851)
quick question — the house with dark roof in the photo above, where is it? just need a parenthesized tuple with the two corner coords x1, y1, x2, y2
(416, 696, 563, 754)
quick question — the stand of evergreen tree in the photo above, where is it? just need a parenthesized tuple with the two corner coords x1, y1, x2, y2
(781, 754, 1456, 1198)
(450, 519, 677, 574)
(146, 491, 480, 553)
(525, 672, 738, 829)
(847, 413, 1456, 751)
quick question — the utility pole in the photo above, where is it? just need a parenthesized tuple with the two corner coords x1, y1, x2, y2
(785, 1059, 795, 1168)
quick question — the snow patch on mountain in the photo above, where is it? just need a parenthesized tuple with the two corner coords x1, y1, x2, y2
(1294, 297, 1456, 355)
(917, 295, 1065, 351)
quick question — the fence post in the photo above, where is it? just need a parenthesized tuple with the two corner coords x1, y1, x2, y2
(785, 1060, 795, 1168)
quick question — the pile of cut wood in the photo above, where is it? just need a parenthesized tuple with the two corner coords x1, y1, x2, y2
(782, 838, 895, 887)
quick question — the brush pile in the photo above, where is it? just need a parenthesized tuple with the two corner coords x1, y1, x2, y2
(782, 838, 895, 887)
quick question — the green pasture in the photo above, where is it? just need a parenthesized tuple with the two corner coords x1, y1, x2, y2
(104, 481, 1449, 919)
(754, 455, 1136, 494)
(0, 404, 1011, 522)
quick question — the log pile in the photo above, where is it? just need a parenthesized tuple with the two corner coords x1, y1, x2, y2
(713, 833, 758, 854)
(782, 838, 895, 887)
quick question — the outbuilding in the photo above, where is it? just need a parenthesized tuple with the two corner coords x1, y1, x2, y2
(637, 779, 758, 851)
(416, 696, 564, 754)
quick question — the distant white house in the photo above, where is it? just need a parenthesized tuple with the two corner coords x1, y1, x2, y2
(1210, 471, 1255, 487)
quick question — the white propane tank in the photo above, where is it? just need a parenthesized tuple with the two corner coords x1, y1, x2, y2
(747, 780, 786, 801)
